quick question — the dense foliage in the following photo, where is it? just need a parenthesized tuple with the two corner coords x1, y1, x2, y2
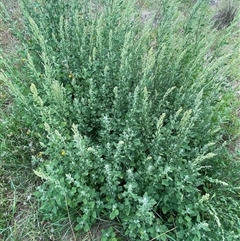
(1, 0, 239, 240)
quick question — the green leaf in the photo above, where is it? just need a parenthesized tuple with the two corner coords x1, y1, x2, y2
(185, 215, 191, 223)
(110, 209, 119, 220)
(162, 206, 168, 214)
(178, 216, 184, 224)
(60, 121, 67, 127)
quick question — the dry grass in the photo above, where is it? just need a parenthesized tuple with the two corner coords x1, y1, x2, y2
(0, 21, 17, 54)
(0, 0, 21, 55)
(211, 0, 239, 29)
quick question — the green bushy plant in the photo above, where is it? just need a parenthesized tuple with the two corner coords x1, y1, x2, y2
(1, 0, 239, 240)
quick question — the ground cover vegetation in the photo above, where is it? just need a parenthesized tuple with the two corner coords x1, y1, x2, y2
(0, 0, 239, 240)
